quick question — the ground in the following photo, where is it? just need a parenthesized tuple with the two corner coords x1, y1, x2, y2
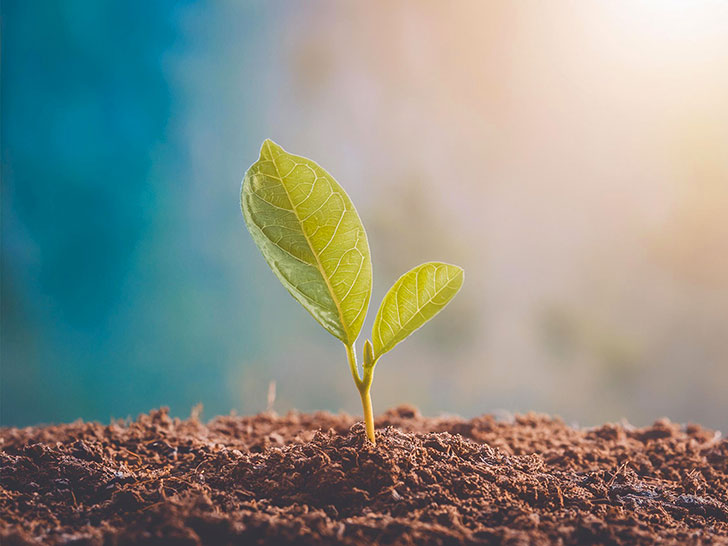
(1, 406, 726, 545)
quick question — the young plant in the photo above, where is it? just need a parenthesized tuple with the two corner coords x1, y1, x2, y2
(241, 139, 463, 444)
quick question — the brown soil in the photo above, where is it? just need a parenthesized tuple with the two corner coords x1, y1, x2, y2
(1, 406, 726, 545)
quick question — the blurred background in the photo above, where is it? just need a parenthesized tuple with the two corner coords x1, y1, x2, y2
(2, 1, 727, 429)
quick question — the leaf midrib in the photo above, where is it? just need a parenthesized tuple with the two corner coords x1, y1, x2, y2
(265, 140, 353, 345)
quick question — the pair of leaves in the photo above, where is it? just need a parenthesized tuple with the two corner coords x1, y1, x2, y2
(241, 139, 463, 360)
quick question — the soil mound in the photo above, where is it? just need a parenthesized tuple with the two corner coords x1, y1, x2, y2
(1, 406, 726, 545)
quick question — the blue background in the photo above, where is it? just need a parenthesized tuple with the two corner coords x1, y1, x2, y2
(3, 1, 727, 429)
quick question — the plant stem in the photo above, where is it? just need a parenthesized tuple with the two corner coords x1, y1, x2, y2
(359, 383, 375, 444)
(346, 343, 362, 390)
(346, 343, 376, 444)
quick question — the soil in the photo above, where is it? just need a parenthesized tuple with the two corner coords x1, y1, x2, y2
(1, 406, 726, 545)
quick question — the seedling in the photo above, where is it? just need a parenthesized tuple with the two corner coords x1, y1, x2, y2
(241, 140, 464, 444)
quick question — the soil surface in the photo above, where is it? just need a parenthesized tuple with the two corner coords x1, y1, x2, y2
(1, 406, 726, 545)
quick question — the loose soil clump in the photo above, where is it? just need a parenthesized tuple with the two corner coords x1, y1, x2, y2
(1, 406, 726, 545)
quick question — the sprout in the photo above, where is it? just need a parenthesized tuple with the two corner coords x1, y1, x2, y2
(241, 140, 463, 444)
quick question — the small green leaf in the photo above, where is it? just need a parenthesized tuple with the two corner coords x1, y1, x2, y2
(241, 139, 372, 345)
(363, 339, 374, 369)
(372, 262, 464, 359)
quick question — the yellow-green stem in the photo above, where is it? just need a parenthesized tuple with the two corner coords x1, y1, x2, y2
(346, 343, 362, 390)
(346, 343, 376, 444)
(359, 385, 375, 444)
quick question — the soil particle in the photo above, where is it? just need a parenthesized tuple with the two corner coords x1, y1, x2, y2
(1, 406, 726, 545)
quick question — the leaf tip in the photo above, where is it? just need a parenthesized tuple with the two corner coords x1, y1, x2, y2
(429, 261, 465, 286)
(452, 265, 465, 289)
(441, 262, 464, 282)
(260, 138, 284, 160)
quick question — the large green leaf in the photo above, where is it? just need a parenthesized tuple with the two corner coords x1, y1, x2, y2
(241, 139, 372, 345)
(372, 262, 463, 359)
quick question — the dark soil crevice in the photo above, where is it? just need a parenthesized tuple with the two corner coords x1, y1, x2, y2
(1, 407, 726, 545)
